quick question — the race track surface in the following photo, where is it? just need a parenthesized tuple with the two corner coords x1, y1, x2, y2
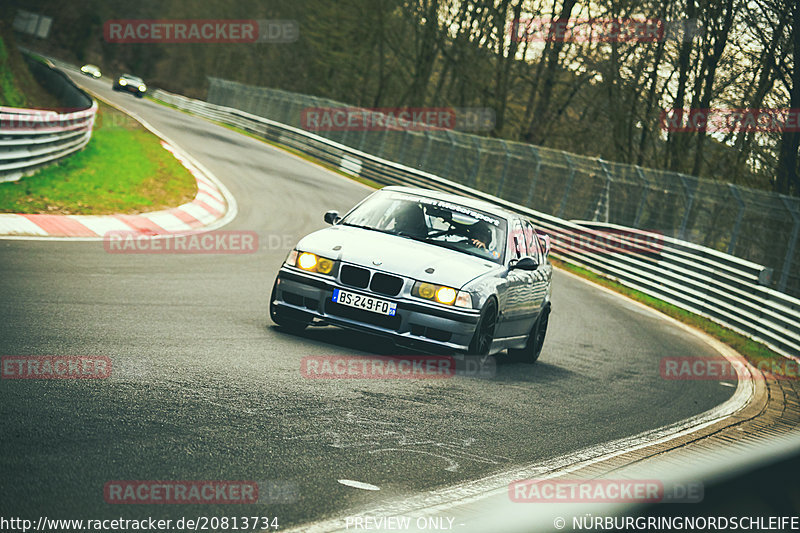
(0, 74, 735, 528)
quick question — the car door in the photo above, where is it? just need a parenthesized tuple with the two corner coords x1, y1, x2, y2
(522, 220, 549, 323)
(496, 219, 532, 339)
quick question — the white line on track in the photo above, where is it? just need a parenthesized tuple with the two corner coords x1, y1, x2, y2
(338, 480, 381, 491)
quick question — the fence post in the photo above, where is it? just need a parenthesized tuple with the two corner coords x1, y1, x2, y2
(778, 196, 800, 293)
(525, 146, 541, 209)
(592, 159, 613, 223)
(677, 174, 696, 241)
(727, 184, 746, 255)
(558, 153, 576, 219)
(633, 166, 649, 228)
(443, 131, 458, 179)
(419, 131, 433, 170)
(396, 129, 411, 165)
(470, 136, 482, 188)
(495, 140, 511, 198)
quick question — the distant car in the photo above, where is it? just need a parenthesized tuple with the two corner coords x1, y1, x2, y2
(80, 64, 101, 78)
(270, 186, 553, 361)
(113, 74, 147, 98)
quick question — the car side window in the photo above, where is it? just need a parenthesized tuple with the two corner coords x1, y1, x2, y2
(523, 220, 542, 262)
(510, 220, 527, 260)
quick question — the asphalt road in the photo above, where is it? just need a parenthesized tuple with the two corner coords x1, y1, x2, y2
(0, 73, 735, 530)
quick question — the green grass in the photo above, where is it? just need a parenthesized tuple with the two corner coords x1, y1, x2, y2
(0, 100, 197, 215)
(551, 258, 786, 370)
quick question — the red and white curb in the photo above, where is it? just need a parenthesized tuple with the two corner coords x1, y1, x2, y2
(0, 103, 237, 241)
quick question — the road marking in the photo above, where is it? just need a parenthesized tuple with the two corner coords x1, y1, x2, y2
(338, 480, 380, 491)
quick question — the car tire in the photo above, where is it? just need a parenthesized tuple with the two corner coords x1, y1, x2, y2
(508, 305, 550, 364)
(269, 281, 309, 332)
(467, 298, 498, 356)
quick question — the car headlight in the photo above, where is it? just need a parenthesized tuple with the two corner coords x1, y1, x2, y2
(138, 84, 146, 91)
(119, 79, 127, 86)
(412, 281, 472, 308)
(287, 251, 334, 275)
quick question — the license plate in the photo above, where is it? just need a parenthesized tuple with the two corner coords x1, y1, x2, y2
(332, 288, 397, 316)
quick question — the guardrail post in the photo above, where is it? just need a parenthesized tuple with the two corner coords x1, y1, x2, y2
(558, 152, 576, 219)
(727, 184, 746, 255)
(495, 140, 510, 197)
(677, 174, 696, 241)
(778, 197, 800, 293)
(525, 146, 541, 209)
(633, 166, 649, 228)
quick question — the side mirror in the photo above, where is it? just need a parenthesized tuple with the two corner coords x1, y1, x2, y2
(538, 234, 551, 256)
(324, 210, 341, 225)
(510, 256, 538, 271)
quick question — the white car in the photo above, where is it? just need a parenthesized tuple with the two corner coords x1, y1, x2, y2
(80, 64, 102, 78)
(270, 186, 553, 361)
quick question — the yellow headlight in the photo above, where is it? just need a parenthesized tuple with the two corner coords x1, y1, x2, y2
(119, 79, 127, 85)
(317, 258, 334, 274)
(297, 252, 318, 271)
(418, 283, 436, 299)
(436, 287, 457, 305)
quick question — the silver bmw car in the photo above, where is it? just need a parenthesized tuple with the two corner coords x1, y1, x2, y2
(270, 186, 552, 362)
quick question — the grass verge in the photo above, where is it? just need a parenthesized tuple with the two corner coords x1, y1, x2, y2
(551, 258, 786, 371)
(0, 100, 197, 214)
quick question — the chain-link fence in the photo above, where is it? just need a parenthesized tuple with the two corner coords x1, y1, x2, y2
(207, 77, 800, 298)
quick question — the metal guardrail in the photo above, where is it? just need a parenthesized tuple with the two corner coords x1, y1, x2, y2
(152, 88, 800, 359)
(0, 55, 96, 181)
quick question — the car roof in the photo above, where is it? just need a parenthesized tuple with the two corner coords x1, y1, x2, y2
(379, 185, 524, 224)
(120, 74, 142, 80)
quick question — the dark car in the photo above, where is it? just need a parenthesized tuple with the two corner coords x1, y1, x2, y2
(113, 74, 147, 98)
(270, 186, 553, 361)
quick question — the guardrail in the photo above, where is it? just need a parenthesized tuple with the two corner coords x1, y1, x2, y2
(0, 55, 96, 181)
(152, 88, 800, 360)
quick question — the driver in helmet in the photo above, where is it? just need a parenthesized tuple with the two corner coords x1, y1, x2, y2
(467, 222, 492, 249)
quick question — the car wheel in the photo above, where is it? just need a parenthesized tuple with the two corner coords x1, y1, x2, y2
(269, 281, 309, 332)
(508, 305, 550, 364)
(468, 298, 497, 356)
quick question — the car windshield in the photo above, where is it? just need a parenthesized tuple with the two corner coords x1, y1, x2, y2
(341, 191, 507, 264)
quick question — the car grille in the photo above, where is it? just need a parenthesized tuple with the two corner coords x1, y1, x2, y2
(370, 273, 404, 296)
(340, 265, 370, 288)
(324, 300, 401, 330)
(340, 265, 404, 297)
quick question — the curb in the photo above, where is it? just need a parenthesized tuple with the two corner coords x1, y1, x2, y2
(0, 91, 237, 241)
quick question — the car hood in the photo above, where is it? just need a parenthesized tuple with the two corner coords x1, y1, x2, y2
(296, 225, 501, 288)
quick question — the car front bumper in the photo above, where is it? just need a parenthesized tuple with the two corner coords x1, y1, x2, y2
(272, 267, 480, 352)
